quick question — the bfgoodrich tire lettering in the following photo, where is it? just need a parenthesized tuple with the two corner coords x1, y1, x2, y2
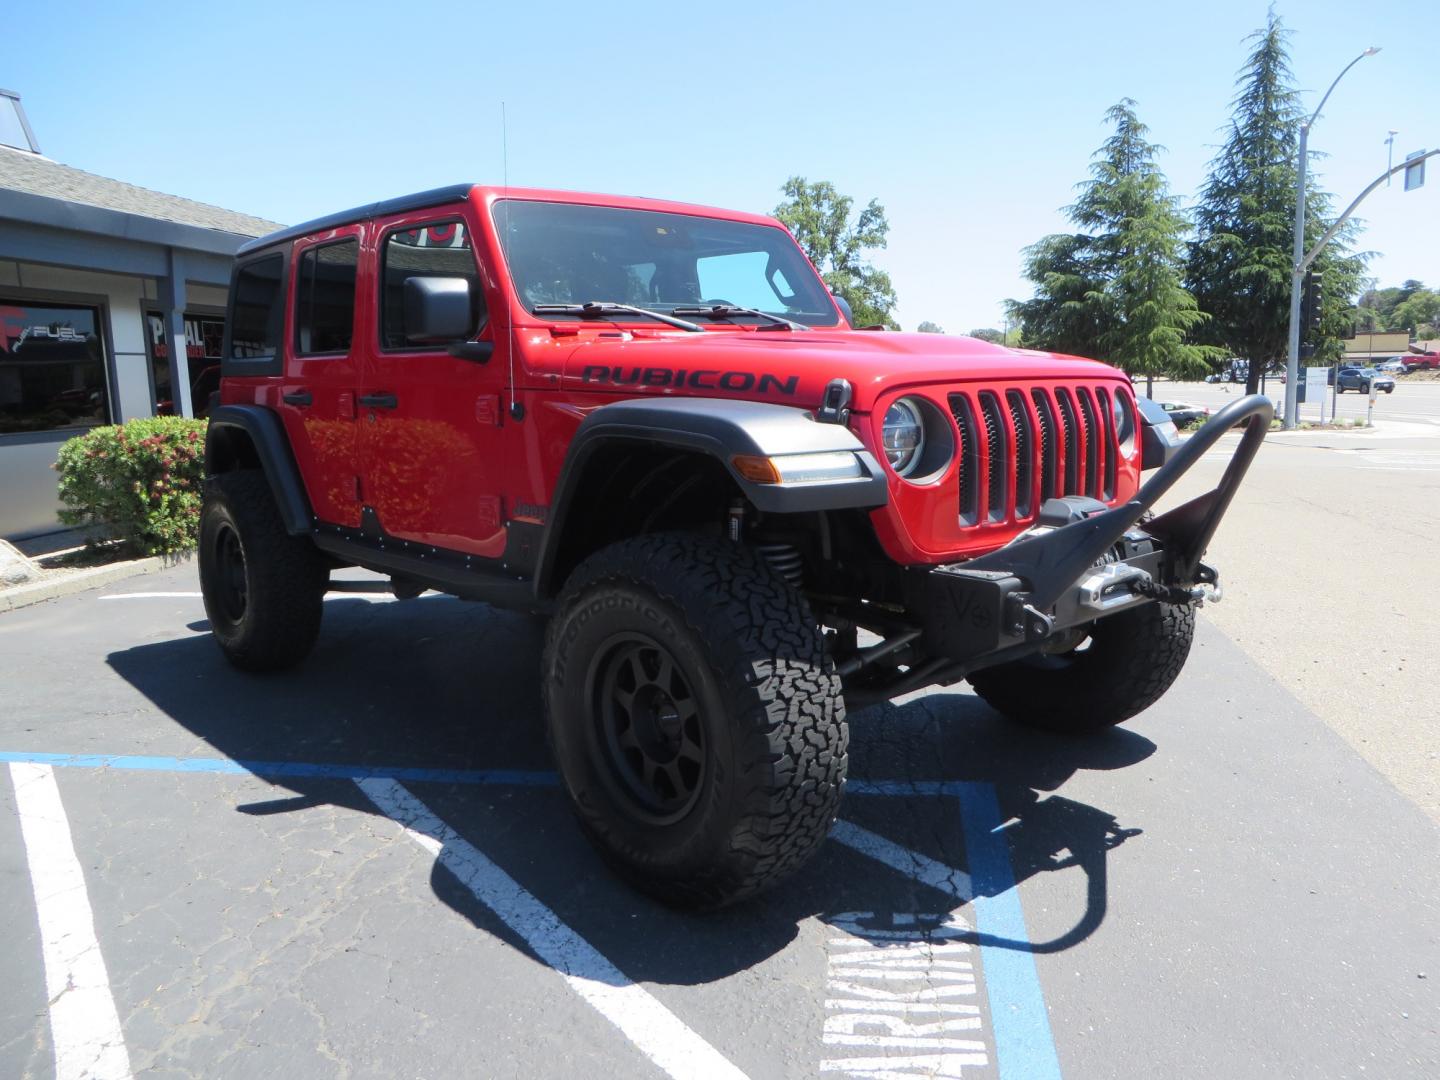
(544, 533, 847, 908)
(198, 470, 327, 672)
(967, 601, 1195, 733)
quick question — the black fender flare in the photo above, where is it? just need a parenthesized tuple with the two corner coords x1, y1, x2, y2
(1135, 395, 1182, 469)
(205, 405, 313, 535)
(534, 397, 888, 596)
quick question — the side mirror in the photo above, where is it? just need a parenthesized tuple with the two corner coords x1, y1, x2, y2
(831, 292, 854, 327)
(403, 276, 474, 344)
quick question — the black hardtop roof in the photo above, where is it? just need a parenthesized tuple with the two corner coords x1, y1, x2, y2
(235, 183, 475, 257)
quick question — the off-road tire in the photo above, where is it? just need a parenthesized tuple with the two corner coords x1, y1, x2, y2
(198, 470, 327, 672)
(967, 601, 1195, 734)
(543, 533, 847, 909)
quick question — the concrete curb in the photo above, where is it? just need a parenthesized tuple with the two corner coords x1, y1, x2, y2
(0, 553, 192, 614)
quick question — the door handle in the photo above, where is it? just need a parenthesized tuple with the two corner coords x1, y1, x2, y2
(358, 392, 398, 409)
(282, 390, 313, 407)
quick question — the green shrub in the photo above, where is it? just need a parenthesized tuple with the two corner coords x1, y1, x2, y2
(54, 418, 208, 555)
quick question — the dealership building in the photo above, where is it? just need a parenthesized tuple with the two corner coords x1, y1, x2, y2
(0, 90, 279, 540)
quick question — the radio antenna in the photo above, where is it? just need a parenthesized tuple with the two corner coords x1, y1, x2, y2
(502, 101, 521, 420)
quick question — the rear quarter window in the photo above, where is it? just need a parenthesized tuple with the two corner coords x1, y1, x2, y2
(223, 252, 287, 376)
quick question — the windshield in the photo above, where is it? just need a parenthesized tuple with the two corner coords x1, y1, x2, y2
(493, 200, 840, 327)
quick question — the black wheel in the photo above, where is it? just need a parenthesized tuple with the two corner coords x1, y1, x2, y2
(544, 533, 847, 908)
(967, 601, 1195, 734)
(198, 470, 327, 671)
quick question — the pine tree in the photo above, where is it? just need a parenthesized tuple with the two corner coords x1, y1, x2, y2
(1009, 100, 1212, 390)
(1187, 13, 1367, 392)
(1083, 102, 1216, 389)
(1008, 232, 1110, 359)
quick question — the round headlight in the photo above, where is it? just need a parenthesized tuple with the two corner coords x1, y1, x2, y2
(882, 399, 925, 477)
(1112, 391, 1136, 452)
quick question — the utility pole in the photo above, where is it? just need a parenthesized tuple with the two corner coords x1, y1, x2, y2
(1284, 47, 1381, 430)
(1387, 130, 1399, 185)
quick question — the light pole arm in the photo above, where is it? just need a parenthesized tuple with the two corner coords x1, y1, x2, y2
(1307, 52, 1373, 132)
(1298, 148, 1439, 273)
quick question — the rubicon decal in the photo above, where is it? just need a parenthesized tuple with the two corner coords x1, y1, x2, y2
(580, 366, 799, 395)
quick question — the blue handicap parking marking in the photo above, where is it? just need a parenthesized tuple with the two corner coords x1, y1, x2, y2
(2, 748, 1063, 1078)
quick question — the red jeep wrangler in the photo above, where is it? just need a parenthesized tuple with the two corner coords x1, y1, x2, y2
(200, 184, 1269, 907)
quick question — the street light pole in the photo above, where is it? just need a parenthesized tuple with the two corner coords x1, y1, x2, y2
(1387, 130, 1399, 185)
(1284, 46, 1380, 430)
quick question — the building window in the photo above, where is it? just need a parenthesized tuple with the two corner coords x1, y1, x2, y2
(0, 299, 111, 434)
(295, 239, 359, 355)
(229, 254, 285, 359)
(380, 221, 483, 349)
(146, 313, 225, 419)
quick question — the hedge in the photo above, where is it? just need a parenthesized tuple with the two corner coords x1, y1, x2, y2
(54, 417, 208, 556)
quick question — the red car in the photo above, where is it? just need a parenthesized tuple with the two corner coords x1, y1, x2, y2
(199, 184, 1269, 905)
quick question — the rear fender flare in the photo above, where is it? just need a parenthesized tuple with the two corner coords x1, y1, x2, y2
(205, 405, 313, 535)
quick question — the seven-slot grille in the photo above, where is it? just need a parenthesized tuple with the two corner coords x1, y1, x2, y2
(947, 385, 1120, 527)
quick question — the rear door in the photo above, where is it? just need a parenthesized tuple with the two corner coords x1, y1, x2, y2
(358, 208, 508, 558)
(275, 228, 364, 527)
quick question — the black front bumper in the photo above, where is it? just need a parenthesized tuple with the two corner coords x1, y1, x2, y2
(911, 394, 1271, 667)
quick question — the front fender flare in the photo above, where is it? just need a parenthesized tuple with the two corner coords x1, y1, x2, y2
(535, 397, 888, 595)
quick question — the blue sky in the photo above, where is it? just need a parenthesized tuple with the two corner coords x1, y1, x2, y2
(6, 0, 1436, 333)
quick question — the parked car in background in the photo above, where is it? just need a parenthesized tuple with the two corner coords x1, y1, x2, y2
(1375, 358, 1407, 375)
(1336, 367, 1395, 393)
(1158, 401, 1211, 426)
(1404, 351, 1439, 372)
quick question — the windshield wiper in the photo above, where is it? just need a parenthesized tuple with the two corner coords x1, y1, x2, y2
(533, 301, 704, 332)
(669, 304, 811, 331)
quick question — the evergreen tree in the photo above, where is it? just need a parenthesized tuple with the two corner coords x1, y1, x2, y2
(1007, 232, 1109, 359)
(1009, 100, 1212, 389)
(1187, 13, 1367, 392)
(1082, 101, 1217, 387)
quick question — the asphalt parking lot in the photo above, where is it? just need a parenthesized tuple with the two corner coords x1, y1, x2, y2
(2, 566, 1437, 1079)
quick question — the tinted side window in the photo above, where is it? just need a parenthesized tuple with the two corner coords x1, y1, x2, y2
(295, 240, 359, 354)
(229, 255, 285, 359)
(380, 221, 483, 349)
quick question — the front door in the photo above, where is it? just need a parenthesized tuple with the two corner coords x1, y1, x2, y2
(274, 229, 364, 527)
(358, 208, 508, 558)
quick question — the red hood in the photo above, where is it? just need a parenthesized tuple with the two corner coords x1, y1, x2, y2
(538, 328, 1123, 412)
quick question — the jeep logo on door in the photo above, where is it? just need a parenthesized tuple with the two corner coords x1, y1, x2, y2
(580, 366, 799, 395)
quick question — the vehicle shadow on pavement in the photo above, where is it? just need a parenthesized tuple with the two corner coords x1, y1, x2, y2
(105, 595, 1156, 985)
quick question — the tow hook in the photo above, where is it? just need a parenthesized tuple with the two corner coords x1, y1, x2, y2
(1193, 563, 1222, 605)
(1004, 594, 1053, 642)
(1129, 562, 1222, 607)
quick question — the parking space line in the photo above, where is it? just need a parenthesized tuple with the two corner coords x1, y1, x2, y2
(830, 820, 973, 899)
(0, 751, 561, 787)
(0, 753, 983, 796)
(355, 777, 748, 1080)
(2, 750, 1061, 1079)
(957, 783, 1062, 1080)
(96, 591, 405, 603)
(96, 592, 203, 600)
(8, 762, 133, 1080)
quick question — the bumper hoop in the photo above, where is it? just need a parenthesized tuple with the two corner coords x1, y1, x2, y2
(963, 394, 1270, 609)
(916, 397, 1269, 666)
